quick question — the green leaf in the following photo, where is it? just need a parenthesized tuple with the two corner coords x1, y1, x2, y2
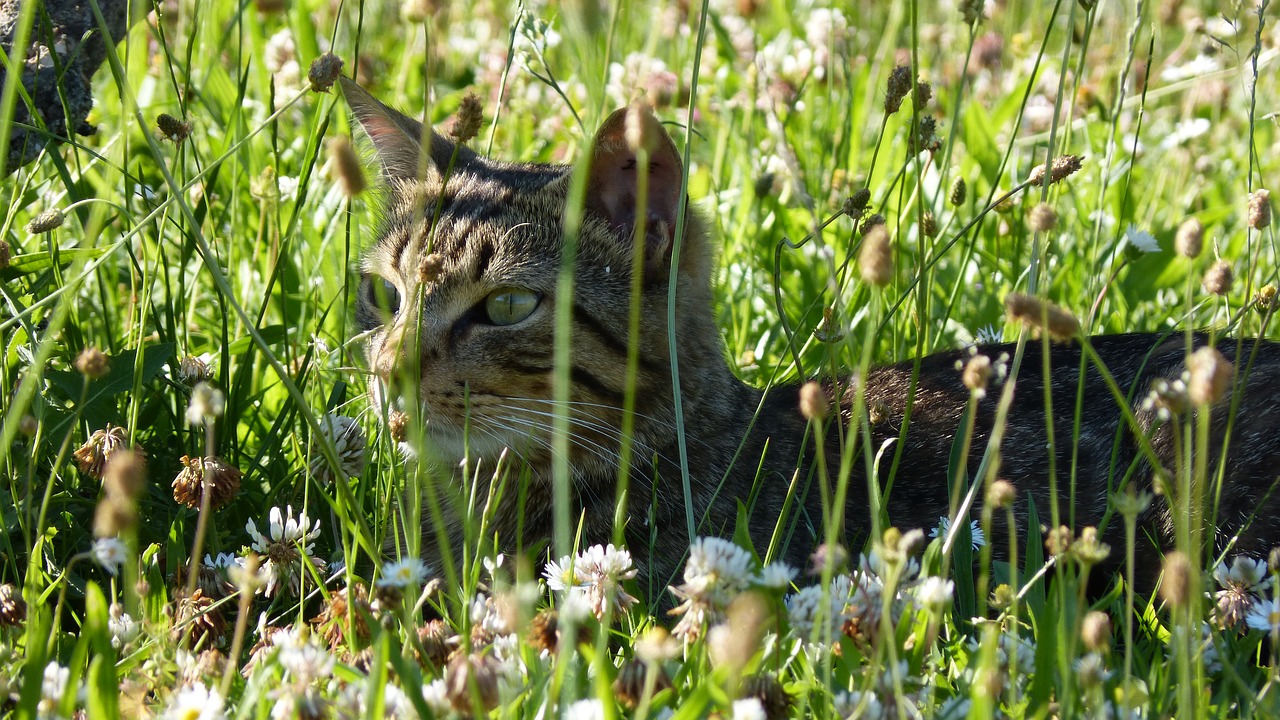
(44, 343, 175, 431)
(1, 247, 109, 278)
(226, 325, 288, 355)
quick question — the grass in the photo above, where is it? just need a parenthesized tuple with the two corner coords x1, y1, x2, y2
(1, 0, 1278, 717)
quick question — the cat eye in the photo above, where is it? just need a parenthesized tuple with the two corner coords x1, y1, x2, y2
(484, 288, 540, 326)
(364, 275, 401, 317)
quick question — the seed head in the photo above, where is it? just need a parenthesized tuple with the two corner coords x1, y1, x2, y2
(1004, 292, 1079, 342)
(986, 479, 1015, 509)
(1160, 551, 1193, 608)
(75, 347, 110, 380)
(842, 187, 871, 218)
(94, 494, 136, 538)
(949, 177, 966, 207)
(920, 210, 938, 238)
(387, 410, 409, 443)
(419, 252, 446, 283)
(859, 224, 893, 287)
(961, 0, 985, 24)
(859, 213, 886, 236)
(103, 447, 148, 500)
(962, 353, 992, 395)
(1175, 218, 1203, 258)
(799, 381, 829, 421)
(1202, 260, 1233, 296)
(329, 137, 366, 197)
(1027, 154, 1084, 187)
(172, 455, 243, 511)
(1270, 547, 1280, 576)
(186, 382, 226, 425)
(1070, 526, 1111, 566)
(451, 93, 484, 144)
(1081, 610, 1111, 652)
(885, 65, 912, 114)
(989, 583, 1014, 611)
(74, 425, 131, 479)
(1028, 203, 1057, 232)
(1256, 285, 1277, 314)
(913, 80, 932, 111)
(445, 653, 500, 713)
(1248, 189, 1271, 230)
(156, 113, 191, 143)
(1186, 345, 1232, 407)
(308, 52, 344, 92)
(0, 583, 26, 627)
(177, 355, 213, 385)
(1045, 525, 1074, 556)
(27, 208, 64, 234)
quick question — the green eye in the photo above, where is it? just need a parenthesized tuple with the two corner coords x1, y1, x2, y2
(484, 288, 540, 326)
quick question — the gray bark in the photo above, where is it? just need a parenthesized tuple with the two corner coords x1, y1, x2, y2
(0, 0, 134, 175)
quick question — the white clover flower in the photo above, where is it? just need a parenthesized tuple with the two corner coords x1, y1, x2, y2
(1215, 556, 1268, 593)
(161, 682, 226, 720)
(245, 506, 325, 597)
(186, 382, 225, 426)
(421, 678, 451, 716)
(574, 543, 639, 617)
(915, 576, 955, 609)
(559, 586, 595, 624)
(930, 515, 986, 550)
(40, 661, 69, 710)
(377, 558, 430, 590)
(563, 698, 606, 720)
(732, 697, 768, 720)
(755, 562, 798, 589)
(308, 413, 367, 484)
(92, 537, 128, 576)
(1124, 224, 1160, 254)
(1073, 651, 1112, 688)
(786, 576, 850, 642)
(668, 537, 757, 639)
(108, 605, 140, 650)
(275, 627, 335, 684)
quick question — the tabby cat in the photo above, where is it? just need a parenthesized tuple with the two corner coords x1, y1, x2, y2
(342, 77, 1280, 594)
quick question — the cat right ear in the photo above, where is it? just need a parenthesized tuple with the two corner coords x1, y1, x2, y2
(340, 77, 471, 182)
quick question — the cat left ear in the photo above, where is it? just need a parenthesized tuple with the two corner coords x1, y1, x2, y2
(340, 77, 473, 182)
(584, 102, 684, 277)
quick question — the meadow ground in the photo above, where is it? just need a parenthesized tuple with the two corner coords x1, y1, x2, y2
(1, 0, 1278, 717)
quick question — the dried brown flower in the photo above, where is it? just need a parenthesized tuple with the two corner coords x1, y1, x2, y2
(445, 652, 501, 713)
(74, 425, 130, 479)
(311, 582, 372, 650)
(1029, 203, 1057, 232)
(859, 224, 893, 287)
(26, 208, 64, 234)
(1186, 345, 1233, 407)
(1160, 551, 1193, 608)
(1004, 292, 1079, 342)
(451, 93, 484, 144)
(885, 65, 912, 114)
(387, 410, 409, 443)
(1027, 154, 1084, 187)
(329, 137, 366, 197)
(799, 381, 829, 421)
(986, 479, 1016, 509)
(171, 589, 227, 649)
(75, 347, 110, 380)
(172, 455, 243, 511)
(1202, 260, 1233, 296)
(949, 177, 966, 207)
(1248, 189, 1271, 230)
(1175, 218, 1203, 258)
(307, 52, 344, 92)
(156, 113, 191, 143)
(0, 583, 26, 627)
(418, 618, 460, 667)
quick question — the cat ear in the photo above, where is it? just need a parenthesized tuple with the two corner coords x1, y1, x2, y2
(339, 77, 473, 181)
(584, 102, 685, 277)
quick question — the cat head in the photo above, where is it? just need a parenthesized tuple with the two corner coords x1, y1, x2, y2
(342, 79, 720, 472)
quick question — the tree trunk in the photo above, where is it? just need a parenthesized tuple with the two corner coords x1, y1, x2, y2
(0, 0, 135, 175)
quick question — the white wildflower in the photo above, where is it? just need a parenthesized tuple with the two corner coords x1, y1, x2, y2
(1246, 597, 1280, 634)
(245, 505, 326, 596)
(377, 558, 430, 590)
(1124, 224, 1160, 254)
(92, 537, 128, 576)
(275, 627, 335, 684)
(930, 515, 986, 550)
(161, 682, 226, 720)
(564, 698, 605, 720)
(1073, 651, 1112, 688)
(421, 678, 451, 716)
(1214, 556, 1267, 629)
(574, 543, 639, 617)
(755, 562, 798, 589)
(668, 537, 756, 639)
(732, 697, 768, 720)
(786, 575, 851, 642)
(39, 661, 69, 712)
(185, 382, 225, 426)
(108, 605, 140, 650)
(915, 576, 955, 609)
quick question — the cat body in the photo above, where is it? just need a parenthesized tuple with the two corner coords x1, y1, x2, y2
(342, 78, 1280, 593)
